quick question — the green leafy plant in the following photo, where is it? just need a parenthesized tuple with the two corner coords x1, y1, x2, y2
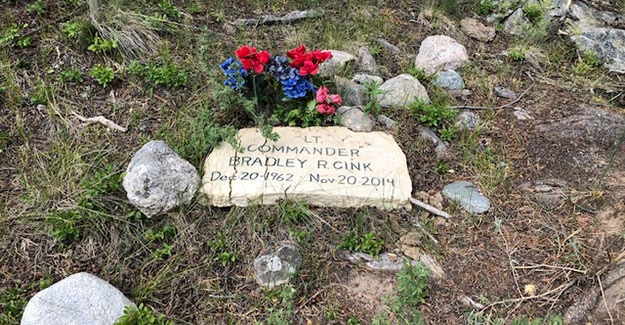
(61, 19, 92, 41)
(58, 68, 83, 83)
(409, 99, 457, 128)
(573, 51, 602, 75)
(89, 64, 115, 87)
(523, 2, 544, 24)
(114, 303, 175, 325)
(0, 288, 27, 324)
(340, 230, 385, 256)
(27, 0, 46, 15)
(363, 81, 385, 117)
(88, 36, 118, 54)
(208, 233, 238, 267)
(440, 126, 457, 141)
(0, 23, 30, 48)
(278, 199, 310, 224)
(406, 66, 434, 83)
(152, 242, 174, 260)
(347, 316, 361, 325)
(144, 225, 176, 242)
(374, 262, 430, 325)
(264, 284, 296, 325)
(128, 59, 188, 88)
(46, 209, 81, 243)
(508, 47, 526, 61)
(475, 0, 495, 16)
(157, 0, 180, 21)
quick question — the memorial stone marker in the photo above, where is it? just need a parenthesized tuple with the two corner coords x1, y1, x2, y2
(201, 127, 412, 210)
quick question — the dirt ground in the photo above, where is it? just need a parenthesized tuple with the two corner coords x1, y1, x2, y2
(1, 1, 624, 324)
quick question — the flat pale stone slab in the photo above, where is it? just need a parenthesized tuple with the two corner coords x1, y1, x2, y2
(201, 127, 412, 210)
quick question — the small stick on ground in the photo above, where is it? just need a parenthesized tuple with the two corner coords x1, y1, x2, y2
(409, 197, 452, 219)
(452, 84, 535, 110)
(71, 111, 127, 132)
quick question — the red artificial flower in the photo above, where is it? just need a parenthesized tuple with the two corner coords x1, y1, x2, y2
(287, 45, 332, 76)
(317, 103, 336, 114)
(316, 86, 328, 103)
(315, 86, 341, 115)
(234, 45, 270, 73)
(329, 94, 342, 105)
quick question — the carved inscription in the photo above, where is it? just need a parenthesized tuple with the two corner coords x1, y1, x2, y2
(201, 127, 412, 209)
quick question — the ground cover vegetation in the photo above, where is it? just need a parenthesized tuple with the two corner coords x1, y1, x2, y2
(1, 0, 624, 323)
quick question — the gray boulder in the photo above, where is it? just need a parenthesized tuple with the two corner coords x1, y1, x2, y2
(378, 74, 430, 108)
(335, 76, 367, 107)
(415, 35, 468, 75)
(21, 272, 135, 325)
(442, 181, 490, 214)
(123, 140, 199, 217)
(318, 50, 356, 77)
(432, 70, 465, 90)
(356, 46, 378, 74)
(337, 106, 374, 132)
(351, 73, 383, 86)
(254, 244, 302, 288)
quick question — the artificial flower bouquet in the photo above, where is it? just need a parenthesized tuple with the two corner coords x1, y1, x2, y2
(219, 45, 342, 129)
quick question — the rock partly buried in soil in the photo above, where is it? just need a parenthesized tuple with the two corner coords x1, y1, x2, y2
(520, 179, 569, 210)
(378, 73, 430, 108)
(414, 35, 468, 76)
(460, 17, 496, 42)
(528, 106, 625, 187)
(337, 106, 374, 132)
(253, 243, 302, 289)
(123, 140, 199, 217)
(338, 250, 445, 279)
(356, 46, 378, 74)
(432, 70, 465, 90)
(335, 76, 367, 107)
(455, 111, 480, 131)
(442, 181, 490, 214)
(21, 272, 135, 325)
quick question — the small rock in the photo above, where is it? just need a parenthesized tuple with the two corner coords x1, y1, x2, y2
(337, 106, 374, 132)
(356, 46, 378, 74)
(455, 111, 480, 131)
(335, 76, 367, 106)
(418, 126, 449, 159)
(442, 181, 490, 214)
(460, 17, 496, 42)
(401, 245, 423, 260)
(433, 70, 465, 90)
(494, 87, 517, 99)
(376, 114, 397, 130)
(318, 50, 356, 77)
(400, 231, 422, 247)
(352, 73, 383, 85)
(123, 141, 199, 217)
(21, 272, 135, 325)
(376, 38, 401, 54)
(503, 8, 530, 36)
(415, 35, 469, 75)
(528, 179, 568, 210)
(378, 74, 430, 108)
(253, 244, 302, 289)
(513, 107, 534, 120)
(419, 254, 445, 280)
(449, 89, 472, 98)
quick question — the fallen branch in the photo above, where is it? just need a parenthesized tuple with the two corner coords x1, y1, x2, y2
(234, 10, 321, 27)
(452, 84, 535, 110)
(71, 111, 127, 132)
(409, 197, 451, 219)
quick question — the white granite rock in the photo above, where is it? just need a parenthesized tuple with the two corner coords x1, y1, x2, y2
(123, 140, 199, 217)
(415, 35, 468, 75)
(254, 244, 302, 288)
(21, 272, 135, 325)
(378, 74, 430, 108)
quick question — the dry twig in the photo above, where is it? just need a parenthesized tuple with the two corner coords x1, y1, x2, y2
(71, 111, 127, 132)
(409, 197, 451, 219)
(451, 84, 535, 110)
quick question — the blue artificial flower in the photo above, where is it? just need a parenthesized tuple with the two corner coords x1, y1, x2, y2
(281, 74, 315, 99)
(219, 57, 247, 89)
